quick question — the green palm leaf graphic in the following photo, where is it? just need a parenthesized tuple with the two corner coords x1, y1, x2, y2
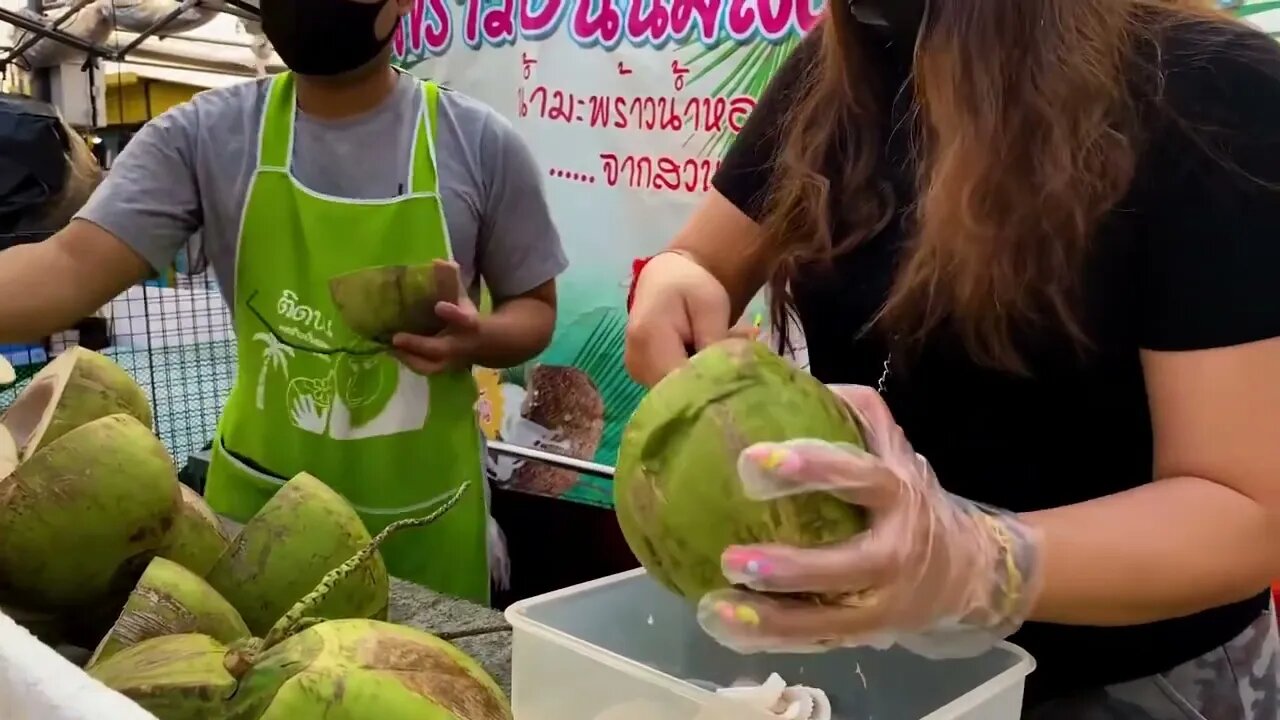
(1234, 1, 1280, 17)
(679, 36, 801, 158)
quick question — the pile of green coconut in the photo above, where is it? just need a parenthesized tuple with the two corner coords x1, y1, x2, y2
(0, 347, 510, 720)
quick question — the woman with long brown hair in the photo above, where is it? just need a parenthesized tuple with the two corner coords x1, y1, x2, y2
(624, 0, 1280, 716)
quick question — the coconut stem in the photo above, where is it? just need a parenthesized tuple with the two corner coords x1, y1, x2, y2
(258, 481, 472, 651)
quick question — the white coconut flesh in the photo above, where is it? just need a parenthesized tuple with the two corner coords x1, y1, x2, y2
(0, 355, 13, 387)
(0, 349, 85, 461)
(0, 424, 16, 479)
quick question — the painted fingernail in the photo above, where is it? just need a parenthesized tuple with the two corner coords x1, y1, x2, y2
(724, 548, 772, 578)
(745, 444, 801, 475)
(733, 604, 761, 627)
(714, 601, 736, 623)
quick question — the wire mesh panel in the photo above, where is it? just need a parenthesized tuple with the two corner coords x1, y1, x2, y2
(0, 244, 236, 462)
(106, 267, 235, 460)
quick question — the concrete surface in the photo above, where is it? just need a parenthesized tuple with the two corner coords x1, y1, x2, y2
(388, 578, 513, 694)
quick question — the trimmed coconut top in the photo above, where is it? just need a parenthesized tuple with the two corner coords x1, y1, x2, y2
(0, 349, 79, 461)
(0, 355, 13, 387)
(0, 425, 16, 479)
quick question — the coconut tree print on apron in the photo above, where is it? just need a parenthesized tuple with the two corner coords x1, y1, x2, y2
(203, 71, 490, 605)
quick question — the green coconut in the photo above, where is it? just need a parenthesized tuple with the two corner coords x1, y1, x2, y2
(0, 346, 152, 461)
(90, 486, 503, 720)
(88, 556, 250, 668)
(614, 338, 868, 601)
(159, 484, 230, 577)
(205, 472, 389, 636)
(90, 633, 239, 718)
(0, 413, 178, 608)
(234, 619, 512, 720)
(328, 259, 462, 343)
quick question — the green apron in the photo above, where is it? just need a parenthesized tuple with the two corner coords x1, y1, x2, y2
(203, 71, 490, 605)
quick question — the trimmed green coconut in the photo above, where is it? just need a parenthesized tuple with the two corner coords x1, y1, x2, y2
(328, 259, 462, 343)
(232, 619, 512, 720)
(90, 489, 506, 720)
(0, 346, 152, 461)
(158, 484, 230, 577)
(0, 413, 178, 608)
(89, 633, 239, 718)
(614, 338, 868, 601)
(88, 557, 250, 668)
(205, 472, 389, 636)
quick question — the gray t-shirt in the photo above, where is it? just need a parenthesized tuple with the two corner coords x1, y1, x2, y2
(76, 71, 566, 307)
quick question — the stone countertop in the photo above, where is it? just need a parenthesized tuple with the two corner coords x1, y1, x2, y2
(388, 578, 513, 695)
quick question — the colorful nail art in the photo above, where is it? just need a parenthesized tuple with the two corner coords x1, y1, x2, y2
(733, 604, 761, 627)
(746, 444, 802, 475)
(714, 601, 736, 623)
(724, 549, 771, 578)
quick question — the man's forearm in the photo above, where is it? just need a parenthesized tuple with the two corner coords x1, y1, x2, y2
(1022, 476, 1277, 626)
(0, 243, 93, 344)
(472, 294, 556, 369)
(0, 223, 151, 344)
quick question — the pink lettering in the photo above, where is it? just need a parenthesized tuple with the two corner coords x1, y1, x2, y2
(392, 0, 451, 59)
(462, 0, 516, 47)
(521, 0, 566, 37)
(570, 0, 623, 46)
(669, 0, 720, 44)
(599, 153, 721, 193)
(409, 0, 821, 53)
(624, 0, 670, 45)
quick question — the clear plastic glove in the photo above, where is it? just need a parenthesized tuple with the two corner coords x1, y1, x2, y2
(697, 385, 1044, 659)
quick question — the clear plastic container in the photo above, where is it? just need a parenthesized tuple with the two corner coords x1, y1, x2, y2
(505, 569, 1035, 720)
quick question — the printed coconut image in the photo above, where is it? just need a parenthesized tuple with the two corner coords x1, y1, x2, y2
(509, 364, 606, 496)
(482, 363, 606, 498)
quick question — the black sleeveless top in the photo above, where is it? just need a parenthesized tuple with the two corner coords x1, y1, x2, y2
(712, 20, 1280, 704)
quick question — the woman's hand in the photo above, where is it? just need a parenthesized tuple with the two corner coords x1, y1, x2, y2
(624, 250, 736, 387)
(698, 386, 1044, 659)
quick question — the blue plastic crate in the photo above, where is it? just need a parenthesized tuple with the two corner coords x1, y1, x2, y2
(0, 344, 46, 368)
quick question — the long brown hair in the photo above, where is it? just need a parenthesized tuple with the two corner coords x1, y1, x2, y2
(761, 0, 1232, 372)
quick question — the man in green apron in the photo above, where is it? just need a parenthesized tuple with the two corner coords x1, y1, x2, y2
(0, 0, 567, 606)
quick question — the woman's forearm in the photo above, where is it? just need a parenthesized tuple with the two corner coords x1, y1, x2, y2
(669, 189, 775, 321)
(1021, 476, 1278, 626)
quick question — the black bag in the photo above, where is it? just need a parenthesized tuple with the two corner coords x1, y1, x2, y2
(0, 93, 70, 241)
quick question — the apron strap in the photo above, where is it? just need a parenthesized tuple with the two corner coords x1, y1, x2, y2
(408, 81, 441, 195)
(258, 72, 296, 171)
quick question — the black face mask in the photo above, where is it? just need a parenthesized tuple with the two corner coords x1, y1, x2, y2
(260, 0, 395, 77)
(849, 0, 928, 46)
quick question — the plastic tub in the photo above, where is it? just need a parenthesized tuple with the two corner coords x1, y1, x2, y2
(506, 569, 1035, 720)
